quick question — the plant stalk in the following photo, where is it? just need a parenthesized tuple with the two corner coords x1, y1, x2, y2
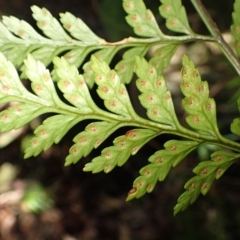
(190, 0, 240, 76)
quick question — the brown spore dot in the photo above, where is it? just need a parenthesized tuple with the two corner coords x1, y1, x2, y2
(193, 116, 200, 122)
(128, 187, 137, 195)
(147, 95, 154, 102)
(96, 74, 104, 82)
(79, 137, 87, 143)
(156, 79, 162, 86)
(170, 145, 177, 151)
(118, 141, 125, 148)
(136, 181, 143, 187)
(147, 184, 153, 191)
(110, 72, 116, 80)
(32, 139, 38, 146)
(234, 26, 240, 34)
(148, 67, 154, 75)
(201, 168, 208, 175)
(132, 146, 138, 153)
(151, 109, 158, 116)
(201, 183, 207, 190)
(18, 30, 25, 37)
(126, 130, 137, 138)
(63, 80, 70, 87)
(140, 80, 147, 86)
(169, 19, 176, 26)
(182, 67, 187, 75)
(40, 130, 47, 136)
(131, 14, 139, 21)
(70, 147, 78, 154)
(216, 168, 223, 176)
(119, 88, 126, 95)
(0, 72, 5, 77)
(65, 24, 71, 30)
(35, 84, 43, 92)
(95, 139, 101, 146)
(193, 70, 199, 77)
(109, 100, 117, 108)
(71, 95, 78, 102)
(104, 165, 110, 172)
(163, 5, 171, 12)
(188, 98, 193, 106)
(102, 86, 109, 94)
(199, 84, 204, 92)
(189, 183, 195, 190)
(119, 65, 126, 71)
(104, 151, 111, 158)
(183, 82, 190, 89)
(78, 80, 84, 86)
(90, 126, 97, 133)
(206, 102, 212, 111)
(146, 13, 152, 20)
(2, 85, 10, 93)
(214, 155, 222, 162)
(43, 74, 50, 82)
(144, 169, 151, 175)
(39, 21, 46, 28)
(156, 157, 163, 164)
(2, 113, 9, 121)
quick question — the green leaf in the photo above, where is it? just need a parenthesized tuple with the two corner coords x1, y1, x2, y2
(60, 12, 104, 45)
(24, 115, 81, 158)
(54, 57, 97, 113)
(83, 129, 157, 173)
(115, 46, 147, 84)
(83, 47, 117, 88)
(180, 55, 219, 137)
(159, 0, 193, 34)
(127, 140, 198, 200)
(231, 0, 240, 57)
(149, 44, 178, 75)
(65, 121, 119, 166)
(91, 55, 137, 118)
(0, 103, 47, 132)
(135, 56, 178, 127)
(2, 16, 51, 42)
(123, 0, 163, 38)
(174, 151, 239, 215)
(31, 6, 72, 42)
(0, 52, 42, 104)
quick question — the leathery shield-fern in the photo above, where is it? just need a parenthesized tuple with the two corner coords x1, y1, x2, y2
(0, 0, 240, 214)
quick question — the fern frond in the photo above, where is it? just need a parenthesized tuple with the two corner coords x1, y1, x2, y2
(174, 151, 240, 215)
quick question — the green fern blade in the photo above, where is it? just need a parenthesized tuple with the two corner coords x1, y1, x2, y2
(31, 6, 72, 42)
(65, 121, 119, 166)
(0, 103, 49, 132)
(181, 55, 219, 137)
(91, 55, 138, 118)
(83, 128, 157, 173)
(123, 0, 164, 38)
(127, 140, 199, 201)
(83, 47, 117, 88)
(54, 57, 98, 113)
(159, 0, 193, 35)
(174, 151, 240, 214)
(135, 56, 179, 126)
(115, 46, 147, 84)
(24, 115, 81, 158)
(149, 44, 178, 75)
(60, 12, 104, 45)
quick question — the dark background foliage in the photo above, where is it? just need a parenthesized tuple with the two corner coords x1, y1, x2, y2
(0, 0, 240, 239)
